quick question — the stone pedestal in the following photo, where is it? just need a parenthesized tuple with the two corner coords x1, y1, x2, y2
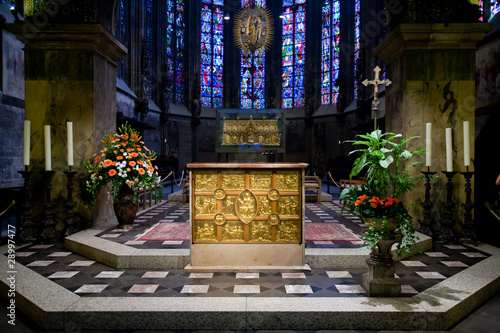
(375, 23, 490, 227)
(7, 24, 127, 227)
(362, 236, 401, 297)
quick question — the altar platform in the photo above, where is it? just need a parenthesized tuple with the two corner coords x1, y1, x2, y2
(1, 198, 499, 331)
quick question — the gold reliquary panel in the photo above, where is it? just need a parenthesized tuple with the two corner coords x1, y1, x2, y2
(221, 116, 280, 146)
(191, 168, 302, 244)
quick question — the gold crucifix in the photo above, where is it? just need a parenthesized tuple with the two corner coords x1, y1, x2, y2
(362, 66, 391, 130)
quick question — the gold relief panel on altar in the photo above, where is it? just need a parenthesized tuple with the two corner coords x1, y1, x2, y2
(278, 196, 300, 217)
(235, 189, 258, 224)
(194, 171, 218, 191)
(194, 221, 217, 241)
(223, 196, 237, 216)
(257, 196, 272, 216)
(222, 221, 245, 242)
(221, 171, 245, 190)
(249, 221, 272, 242)
(276, 221, 301, 243)
(194, 196, 218, 216)
(276, 171, 300, 192)
(249, 171, 272, 191)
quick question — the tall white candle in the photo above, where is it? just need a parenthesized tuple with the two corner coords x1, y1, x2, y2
(44, 125, 51, 171)
(463, 121, 470, 167)
(445, 128, 453, 172)
(425, 123, 432, 167)
(67, 122, 74, 166)
(23, 120, 31, 166)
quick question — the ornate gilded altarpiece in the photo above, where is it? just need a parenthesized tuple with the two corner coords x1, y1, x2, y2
(216, 109, 285, 153)
(186, 163, 307, 270)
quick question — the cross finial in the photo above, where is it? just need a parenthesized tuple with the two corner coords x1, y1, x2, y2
(362, 66, 392, 109)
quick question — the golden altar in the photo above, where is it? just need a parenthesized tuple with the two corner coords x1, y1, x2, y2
(185, 163, 308, 272)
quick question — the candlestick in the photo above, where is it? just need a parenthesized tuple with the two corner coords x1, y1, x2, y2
(40, 171, 59, 243)
(445, 128, 452, 172)
(436, 171, 457, 243)
(419, 169, 436, 237)
(425, 123, 432, 167)
(44, 125, 51, 171)
(18, 168, 38, 243)
(463, 121, 470, 167)
(67, 122, 74, 166)
(459, 170, 476, 243)
(23, 120, 30, 166)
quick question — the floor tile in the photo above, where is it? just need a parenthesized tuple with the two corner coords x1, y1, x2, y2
(402, 285, 418, 294)
(233, 285, 260, 294)
(236, 273, 259, 279)
(163, 241, 184, 245)
(424, 252, 449, 257)
(181, 285, 210, 294)
(282, 273, 306, 279)
(444, 245, 467, 250)
(441, 261, 469, 267)
(47, 252, 72, 257)
(461, 252, 487, 258)
(95, 271, 125, 279)
(128, 284, 159, 293)
(29, 245, 53, 249)
(125, 240, 146, 245)
(336, 284, 365, 293)
(16, 252, 35, 257)
(189, 273, 214, 279)
(48, 271, 79, 279)
(69, 260, 95, 267)
(74, 284, 108, 293)
(142, 271, 169, 278)
(326, 271, 353, 278)
(285, 285, 313, 294)
(416, 271, 447, 279)
(314, 241, 333, 245)
(400, 260, 427, 267)
(26, 260, 55, 267)
(100, 234, 121, 238)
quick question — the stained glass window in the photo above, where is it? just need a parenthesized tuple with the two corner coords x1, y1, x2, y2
(115, 0, 127, 79)
(353, 0, 360, 100)
(478, 0, 484, 21)
(321, 0, 340, 105)
(491, 0, 500, 16)
(282, 1, 306, 109)
(241, 0, 266, 109)
(1, 0, 14, 7)
(165, 0, 185, 104)
(201, 1, 224, 108)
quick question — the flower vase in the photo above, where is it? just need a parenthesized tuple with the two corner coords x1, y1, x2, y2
(362, 217, 401, 297)
(113, 186, 138, 229)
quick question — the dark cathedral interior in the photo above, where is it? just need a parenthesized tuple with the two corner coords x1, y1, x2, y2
(1, 0, 500, 332)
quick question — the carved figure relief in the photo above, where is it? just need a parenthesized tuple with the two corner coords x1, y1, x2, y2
(250, 221, 272, 242)
(194, 197, 217, 216)
(236, 189, 258, 223)
(249, 173, 272, 190)
(278, 197, 299, 216)
(195, 222, 217, 241)
(276, 172, 299, 191)
(195, 173, 218, 191)
(276, 221, 300, 242)
(221, 116, 281, 146)
(222, 173, 245, 190)
(224, 196, 235, 215)
(222, 223, 245, 241)
(258, 196, 272, 216)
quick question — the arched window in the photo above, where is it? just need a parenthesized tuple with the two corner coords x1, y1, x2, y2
(240, 0, 266, 109)
(201, 0, 224, 108)
(321, 0, 340, 105)
(145, 0, 154, 99)
(115, 0, 128, 79)
(166, 0, 185, 104)
(353, 0, 360, 100)
(282, 0, 306, 109)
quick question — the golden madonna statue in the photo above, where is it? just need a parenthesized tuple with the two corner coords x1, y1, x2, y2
(234, 6, 274, 54)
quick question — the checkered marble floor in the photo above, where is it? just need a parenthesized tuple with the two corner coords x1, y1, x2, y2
(95, 201, 365, 250)
(14, 239, 488, 298)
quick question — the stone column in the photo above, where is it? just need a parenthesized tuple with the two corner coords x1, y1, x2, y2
(375, 23, 490, 235)
(8, 23, 127, 228)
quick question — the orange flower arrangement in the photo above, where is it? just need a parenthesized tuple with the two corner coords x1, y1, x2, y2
(83, 123, 161, 205)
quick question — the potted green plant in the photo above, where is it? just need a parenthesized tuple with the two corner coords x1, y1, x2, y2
(83, 123, 162, 228)
(340, 129, 425, 256)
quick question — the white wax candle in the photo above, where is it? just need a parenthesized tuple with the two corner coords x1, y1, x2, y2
(23, 120, 31, 166)
(463, 121, 470, 167)
(425, 123, 432, 167)
(445, 128, 453, 172)
(67, 122, 74, 166)
(44, 125, 51, 171)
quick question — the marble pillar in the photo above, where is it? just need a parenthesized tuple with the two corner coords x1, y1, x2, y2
(8, 23, 127, 229)
(375, 23, 490, 234)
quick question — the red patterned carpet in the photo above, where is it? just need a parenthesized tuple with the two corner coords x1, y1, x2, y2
(137, 222, 360, 242)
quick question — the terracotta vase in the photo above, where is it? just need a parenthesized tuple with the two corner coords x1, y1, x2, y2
(113, 186, 138, 229)
(363, 217, 398, 234)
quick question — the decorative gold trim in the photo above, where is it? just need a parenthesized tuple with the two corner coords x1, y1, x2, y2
(268, 213, 280, 226)
(234, 6, 274, 54)
(214, 213, 226, 225)
(268, 189, 280, 201)
(214, 188, 226, 200)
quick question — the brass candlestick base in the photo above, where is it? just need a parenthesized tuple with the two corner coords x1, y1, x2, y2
(459, 170, 476, 243)
(435, 171, 457, 243)
(41, 171, 59, 243)
(419, 170, 436, 237)
(18, 168, 37, 243)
